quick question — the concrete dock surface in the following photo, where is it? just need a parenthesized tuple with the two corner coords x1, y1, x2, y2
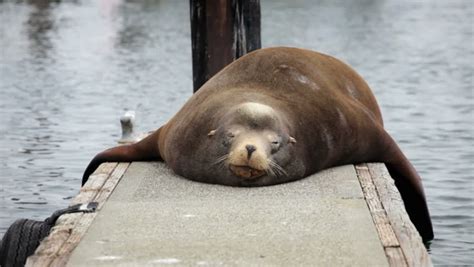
(66, 162, 388, 266)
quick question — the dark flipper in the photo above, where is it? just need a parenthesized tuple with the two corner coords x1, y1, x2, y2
(82, 128, 164, 186)
(381, 132, 434, 242)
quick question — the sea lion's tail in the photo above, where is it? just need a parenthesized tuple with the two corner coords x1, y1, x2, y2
(82, 129, 163, 186)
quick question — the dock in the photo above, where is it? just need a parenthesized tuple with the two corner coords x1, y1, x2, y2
(26, 162, 431, 266)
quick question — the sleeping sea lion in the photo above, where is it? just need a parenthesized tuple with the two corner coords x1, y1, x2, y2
(82, 47, 433, 241)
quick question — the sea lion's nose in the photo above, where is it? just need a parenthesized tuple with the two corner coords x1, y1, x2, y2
(246, 144, 256, 159)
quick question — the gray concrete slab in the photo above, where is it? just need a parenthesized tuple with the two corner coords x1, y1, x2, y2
(67, 162, 388, 266)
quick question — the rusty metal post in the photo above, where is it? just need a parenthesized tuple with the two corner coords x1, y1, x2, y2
(190, 0, 261, 92)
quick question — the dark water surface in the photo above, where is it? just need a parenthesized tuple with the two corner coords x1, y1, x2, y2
(0, 0, 472, 265)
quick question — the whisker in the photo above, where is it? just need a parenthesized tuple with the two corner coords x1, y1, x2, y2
(269, 163, 280, 178)
(268, 160, 288, 178)
(266, 160, 275, 177)
(267, 161, 276, 173)
(266, 164, 276, 178)
(213, 154, 229, 166)
(273, 166, 283, 177)
(212, 154, 229, 168)
(276, 161, 288, 176)
(276, 166, 288, 177)
(217, 162, 226, 171)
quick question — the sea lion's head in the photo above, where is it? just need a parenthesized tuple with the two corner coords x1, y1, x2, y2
(207, 102, 303, 186)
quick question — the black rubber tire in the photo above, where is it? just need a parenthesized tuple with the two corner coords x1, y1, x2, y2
(0, 203, 97, 266)
(0, 219, 51, 267)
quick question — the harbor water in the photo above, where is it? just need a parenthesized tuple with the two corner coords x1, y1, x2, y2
(0, 0, 472, 265)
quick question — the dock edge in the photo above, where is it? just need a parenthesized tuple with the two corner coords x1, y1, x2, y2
(355, 163, 432, 267)
(26, 162, 431, 266)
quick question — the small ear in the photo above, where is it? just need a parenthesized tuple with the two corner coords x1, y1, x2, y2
(208, 129, 217, 137)
(289, 136, 297, 144)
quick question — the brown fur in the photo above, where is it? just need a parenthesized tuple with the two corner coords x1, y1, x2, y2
(82, 47, 433, 241)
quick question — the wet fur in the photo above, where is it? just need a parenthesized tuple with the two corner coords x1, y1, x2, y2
(82, 47, 433, 241)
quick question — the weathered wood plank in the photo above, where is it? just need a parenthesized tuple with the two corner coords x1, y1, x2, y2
(26, 162, 129, 267)
(356, 164, 400, 249)
(366, 163, 432, 267)
(48, 213, 95, 267)
(25, 216, 76, 267)
(71, 163, 117, 204)
(50, 163, 130, 266)
(385, 247, 408, 267)
(93, 163, 131, 209)
(26, 163, 117, 266)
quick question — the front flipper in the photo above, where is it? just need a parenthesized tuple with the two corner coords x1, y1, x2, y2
(81, 127, 164, 186)
(381, 131, 434, 242)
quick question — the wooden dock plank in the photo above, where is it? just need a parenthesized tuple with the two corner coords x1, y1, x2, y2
(355, 163, 432, 267)
(26, 163, 129, 267)
(385, 246, 409, 267)
(72, 162, 118, 205)
(356, 164, 400, 249)
(51, 163, 130, 267)
(366, 163, 432, 267)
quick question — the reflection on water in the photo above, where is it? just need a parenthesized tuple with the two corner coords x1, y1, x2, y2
(0, 0, 472, 265)
(26, 0, 56, 59)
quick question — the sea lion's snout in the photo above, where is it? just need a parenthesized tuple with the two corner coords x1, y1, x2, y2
(227, 139, 270, 179)
(228, 144, 267, 179)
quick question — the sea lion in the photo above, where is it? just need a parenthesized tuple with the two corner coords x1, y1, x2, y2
(82, 47, 433, 241)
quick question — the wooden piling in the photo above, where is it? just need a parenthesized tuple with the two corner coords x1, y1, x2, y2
(190, 0, 261, 92)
